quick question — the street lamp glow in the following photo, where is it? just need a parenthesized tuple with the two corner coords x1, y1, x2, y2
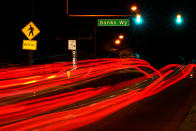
(118, 35, 124, 39)
(115, 39, 121, 45)
(130, 5, 138, 12)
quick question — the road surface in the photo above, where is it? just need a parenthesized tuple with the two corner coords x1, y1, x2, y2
(0, 58, 195, 130)
(76, 78, 196, 131)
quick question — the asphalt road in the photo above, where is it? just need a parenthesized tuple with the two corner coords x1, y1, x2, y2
(0, 58, 195, 130)
(75, 78, 196, 131)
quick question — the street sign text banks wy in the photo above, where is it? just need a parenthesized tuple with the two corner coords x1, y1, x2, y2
(98, 19, 130, 26)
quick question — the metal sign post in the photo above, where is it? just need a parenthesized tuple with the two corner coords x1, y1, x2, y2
(72, 50, 77, 69)
(68, 40, 77, 69)
(21, 21, 40, 65)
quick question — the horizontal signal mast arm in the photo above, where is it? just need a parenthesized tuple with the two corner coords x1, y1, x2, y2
(68, 14, 133, 17)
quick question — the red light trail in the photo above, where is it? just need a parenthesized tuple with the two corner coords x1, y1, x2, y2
(0, 58, 195, 130)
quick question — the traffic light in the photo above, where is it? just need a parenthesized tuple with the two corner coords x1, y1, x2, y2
(176, 14, 183, 24)
(135, 14, 143, 24)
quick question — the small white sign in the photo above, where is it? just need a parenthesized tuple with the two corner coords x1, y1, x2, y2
(68, 40, 76, 50)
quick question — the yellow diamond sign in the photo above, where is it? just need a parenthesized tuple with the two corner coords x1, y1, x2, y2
(22, 21, 40, 40)
(22, 40, 37, 50)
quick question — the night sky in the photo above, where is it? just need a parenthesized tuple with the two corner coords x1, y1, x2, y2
(4, 0, 196, 67)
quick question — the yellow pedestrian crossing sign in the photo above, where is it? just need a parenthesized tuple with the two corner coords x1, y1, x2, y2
(22, 40, 37, 50)
(22, 21, 40, 40)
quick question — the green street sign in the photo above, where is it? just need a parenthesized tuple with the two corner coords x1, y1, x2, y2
(98, 19, 130, 26)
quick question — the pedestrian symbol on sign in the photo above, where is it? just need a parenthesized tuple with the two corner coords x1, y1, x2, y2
(22, 21, 40, 40)
(28, 25, 34, 36)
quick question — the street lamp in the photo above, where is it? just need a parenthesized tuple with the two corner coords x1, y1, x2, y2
(115, 39, 121, 45)
(118, 34, 124, 39)
(130, 5, 138, 12)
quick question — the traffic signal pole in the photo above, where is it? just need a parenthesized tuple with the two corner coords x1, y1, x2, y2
(66, 0, 133, 58)
(94, 20, 97, 58)
(66, 0, 69, 15)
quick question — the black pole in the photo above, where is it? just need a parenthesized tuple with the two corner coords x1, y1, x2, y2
(32, 0, 34, 19)
(28, 51, 33, 65)
(28, 0, 35, 65)
(94, 20, 97, 58)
